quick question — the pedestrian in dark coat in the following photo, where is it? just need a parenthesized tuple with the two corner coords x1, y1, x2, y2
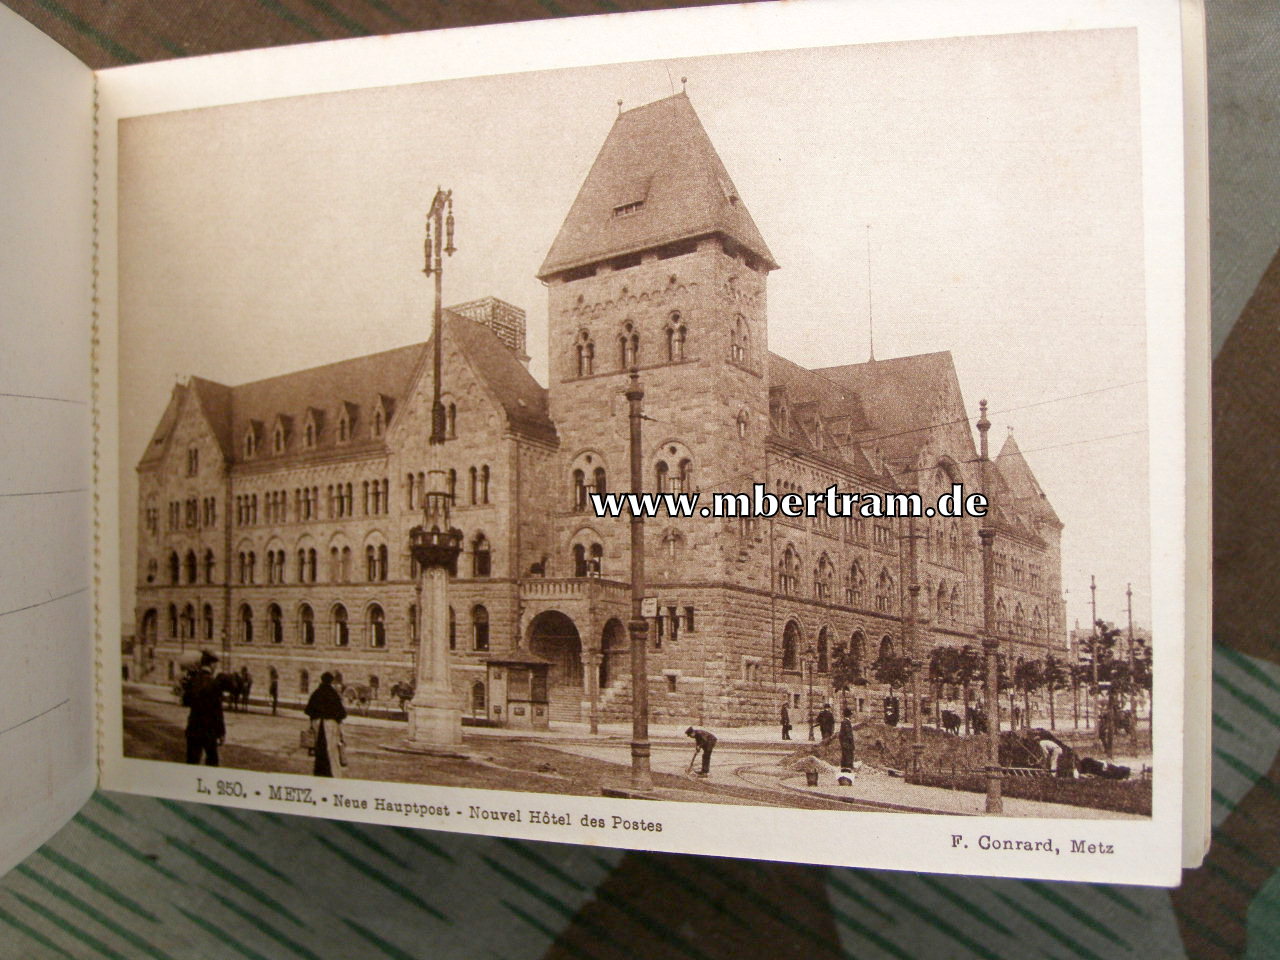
(817, 704, 836, 740)
(305, 672, 348, 777)
(838, 708, 856, 771)
(183, 651, 225, 766)
(780, 702, 792, 740)
(268, 666, 279, 716)
(685, 727, 717, 776)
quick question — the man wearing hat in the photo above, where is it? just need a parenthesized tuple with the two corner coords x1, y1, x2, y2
(183, 650, 226, 766)
(685, 726, 717, 777)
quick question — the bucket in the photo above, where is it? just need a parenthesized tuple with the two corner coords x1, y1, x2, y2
(805, 770, 819, 787)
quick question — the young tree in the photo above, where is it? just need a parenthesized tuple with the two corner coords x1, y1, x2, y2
(957, 644, 982, 733)
(1014, 658, 1044, 729)
(1042, 654, 1067, 730)
(872, 653, 913, 699)
(829, 638, 866, 695)
(927, 645, 962, 724)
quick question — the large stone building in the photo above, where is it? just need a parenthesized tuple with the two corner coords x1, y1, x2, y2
(134, 93, 1067, 725)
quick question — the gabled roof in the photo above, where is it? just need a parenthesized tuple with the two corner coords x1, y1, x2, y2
(813, 352, 976, 465)
(444, 313, 557, 444)
(766, 352, 877, 477)
(137, 311, 555, 472)
(996, 432, 1062, 527)
(538, 93, 777, 279)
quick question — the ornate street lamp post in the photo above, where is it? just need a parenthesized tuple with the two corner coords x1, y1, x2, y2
(804, 646, 817, 741)
(625, 369, 652, 791)
(406, 188, 464, 748)
(977, 400, 1003, 813)
(905, 514, 924, 775)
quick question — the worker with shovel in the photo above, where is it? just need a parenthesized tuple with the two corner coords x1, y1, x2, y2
(685, 726, 717, 778)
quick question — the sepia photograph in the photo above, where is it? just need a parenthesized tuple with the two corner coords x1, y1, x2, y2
(116, 26, 1155, 823)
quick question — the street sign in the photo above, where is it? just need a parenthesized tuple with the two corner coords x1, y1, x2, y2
(640, 597, 658, 618)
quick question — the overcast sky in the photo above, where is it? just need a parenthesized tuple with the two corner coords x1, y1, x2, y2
(119, 27, 1149, 632)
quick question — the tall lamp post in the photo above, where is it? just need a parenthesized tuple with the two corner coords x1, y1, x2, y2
(977, 400, 1002, 813)
(905, 514, 924, 775)
(804, 646, 817, 740)
(625, 369, 652, 791)
(1127, 582, 1138, 745)
(406, 188, 464, 748)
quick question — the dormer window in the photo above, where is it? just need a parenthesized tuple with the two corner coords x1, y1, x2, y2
(244, 423, 261, 459)
(303, 407, 322, 449)
(186, 447, 199, 476)
(373, 409, 384, 437)
(273, 426, 285, 453)
(372, 395, 393, 439)
(613, 200, 645, 218)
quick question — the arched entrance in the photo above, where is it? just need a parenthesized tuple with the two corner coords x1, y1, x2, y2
(528, 611, 583, 690)
(599, 618, 626, 688)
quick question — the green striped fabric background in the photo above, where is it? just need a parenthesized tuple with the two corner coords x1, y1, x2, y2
(3, 1, 1279, 955)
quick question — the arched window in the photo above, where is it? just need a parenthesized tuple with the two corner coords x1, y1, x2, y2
(949, 526, 959, 564)
(1014, 603, 1025, 637)
(593, 466, 606, 497)
(332, 604, 349, 647)
(573, 469, 587, 511)
(815, 554, 834, 602)
(847, 562, 865, 606)
(851, 630, 866, 676)
(341, 546, 351, 582)
(368, 605, 386, 648)
(378, 544, 388, 581)
(449, 606, 457, 650)
(736, 409, 748, 439)
(299, 604, 315, 645)
(573, 543, 587, 578)
(299, 669, 310, 694)
(180, 603, 195, 640)
(575, 330, 595, 377)
(373, 408, 385, 437)
(146, 558, 158, 584)
(472, 534, 492, 577)
(409, 604, 419, 645)
(655, 460, 669, 492)
(676, 458, 692, 494)
(480, 465, 490, 504)
(472, 605, 490, 652)
(817, 627, 831, 673)
(167, 604, 178, 638)
(937, 581, 948, 621)
(876, 569, 895, 613)
(269, 603, 283, 644)
(782, 620, 801, 671)
(779, 545, 801, 595)
(307, 548, 317, 583)
(619, 321, 639, 368)
(951, 585, 962, 623)
(203, 549, 215, 584)
(471, 680, 486, 716)
(247, 551, 257, 584)
(447, 402, 457, 438)
(469, 466, 478, 505)
(879, 635, 895, 660)
(183, 550, 196, 584)
(590, 543, 603, 576)
(168, 552, 180, 585)
(239, 604, 254, 643)
(366, 545, 378, 581)
(447, 469, 457, 503)
(731, 314, 749, 364)
(665, 314, 686, 362)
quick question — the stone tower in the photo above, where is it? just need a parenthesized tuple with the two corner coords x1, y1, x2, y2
(537, 92, 779, 589)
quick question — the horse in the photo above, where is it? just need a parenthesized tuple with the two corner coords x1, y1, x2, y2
(389, 681, 415, 713)
(940, 710, 962, 735)
(343, 683, 374, 714)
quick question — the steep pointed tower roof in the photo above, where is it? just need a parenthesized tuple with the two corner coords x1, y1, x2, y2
(538, 93, 777, 280)
(996, 431, 1062, 527)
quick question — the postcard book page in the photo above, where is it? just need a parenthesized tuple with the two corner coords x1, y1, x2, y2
(95, 0, 1203, 886)
(0, 4, 96, 877)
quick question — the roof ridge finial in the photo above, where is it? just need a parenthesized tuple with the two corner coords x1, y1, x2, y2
(681, 76, 688, 94)
(616, 99, 623, 117)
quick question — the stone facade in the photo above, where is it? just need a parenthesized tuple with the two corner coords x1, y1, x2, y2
(134, 92, 1067, 727)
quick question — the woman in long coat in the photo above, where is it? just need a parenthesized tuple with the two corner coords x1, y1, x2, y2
(305, 672, 347, 777)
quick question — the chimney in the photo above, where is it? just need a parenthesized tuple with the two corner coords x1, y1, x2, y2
(446, 296, 530, 367)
